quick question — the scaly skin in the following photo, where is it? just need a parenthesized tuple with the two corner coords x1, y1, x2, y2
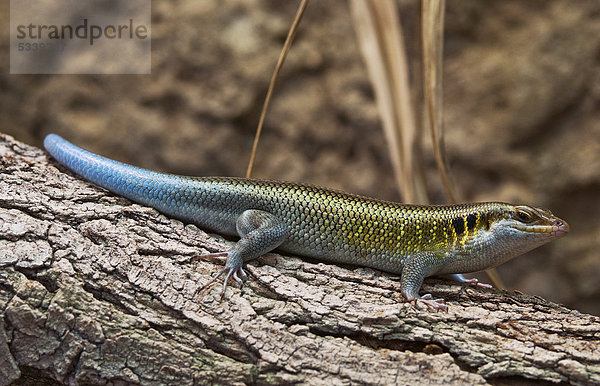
(44, 134, 569, 309)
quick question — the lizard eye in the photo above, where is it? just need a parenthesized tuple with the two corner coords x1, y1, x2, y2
(514, 209, 533, 223)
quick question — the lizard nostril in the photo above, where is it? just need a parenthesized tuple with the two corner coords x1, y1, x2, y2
(553, 219, 570, 233)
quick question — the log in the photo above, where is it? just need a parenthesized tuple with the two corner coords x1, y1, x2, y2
(1, 133, 599, 385)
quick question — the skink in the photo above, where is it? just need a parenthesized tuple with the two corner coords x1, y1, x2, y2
(44, 134, 569, 309)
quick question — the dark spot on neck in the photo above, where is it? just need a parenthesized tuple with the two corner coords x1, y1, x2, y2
(467, 213, 477, 231)
(452, 217, 465, 235)
(482, 212, 491, 231)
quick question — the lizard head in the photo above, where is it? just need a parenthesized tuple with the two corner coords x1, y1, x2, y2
(443, 203, 569, 274)
(503, 205, 569, 238)
(479, 204, 569, 267)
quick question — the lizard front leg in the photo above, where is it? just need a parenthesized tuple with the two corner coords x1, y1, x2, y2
(194, 209, 288, 297)
(401, 252, 448, 311)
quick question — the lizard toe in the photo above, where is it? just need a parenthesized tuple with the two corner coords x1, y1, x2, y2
(416, 294, 448, 312)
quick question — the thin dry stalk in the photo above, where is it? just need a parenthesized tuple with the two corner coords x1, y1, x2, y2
(350, 0, 426, 204)
(421, 0, 457, 203)
(246, 0, 309, 178)
(421, 0, 504, 289)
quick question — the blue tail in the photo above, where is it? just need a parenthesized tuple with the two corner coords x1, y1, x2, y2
(43, 134, 201, 218)
(44, 134, 164, 199)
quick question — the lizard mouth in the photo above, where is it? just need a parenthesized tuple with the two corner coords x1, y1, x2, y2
(513, 219, 569, 237)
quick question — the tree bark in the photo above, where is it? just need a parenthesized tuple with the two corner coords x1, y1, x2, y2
(0, 133, 599, 385)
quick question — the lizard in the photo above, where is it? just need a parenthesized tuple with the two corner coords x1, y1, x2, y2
(43, 133, 569, 309)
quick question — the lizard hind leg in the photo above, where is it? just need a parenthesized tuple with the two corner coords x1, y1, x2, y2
(194, 209, 288, 298)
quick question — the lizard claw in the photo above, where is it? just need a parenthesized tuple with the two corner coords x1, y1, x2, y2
(196, 267, 228, 296)
(443, 274, 492, 289)
(190, 251, 228, 262)
(193, 250, 249, 298)
(196, 265, 248, 298)
(462, 278, 493, 289)
(415, 294, 448, 312)
(232, 268, 248, 289)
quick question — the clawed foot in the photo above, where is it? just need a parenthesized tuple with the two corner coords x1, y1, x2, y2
(462, 278, 493, 289)
(193, 252, 247, 298)
(415, 294, 448, 312)
(197, 265, 248, 298)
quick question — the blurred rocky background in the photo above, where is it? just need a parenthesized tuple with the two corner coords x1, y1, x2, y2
(1, 0, 599, 314)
